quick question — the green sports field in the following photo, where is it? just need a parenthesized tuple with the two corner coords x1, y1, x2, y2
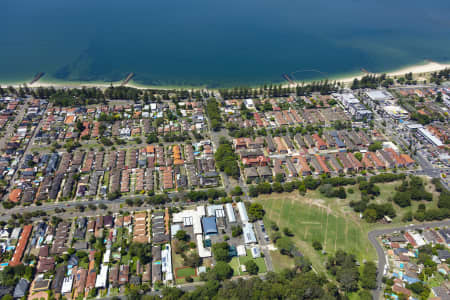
(257, 191, 377, 272)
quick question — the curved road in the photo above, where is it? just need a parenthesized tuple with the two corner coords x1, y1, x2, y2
(368, 220, 450, 300)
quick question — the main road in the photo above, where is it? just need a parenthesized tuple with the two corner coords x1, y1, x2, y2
(368, 220, 450, 300)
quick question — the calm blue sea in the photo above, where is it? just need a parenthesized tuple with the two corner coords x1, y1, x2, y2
(2, 0, 450, 87)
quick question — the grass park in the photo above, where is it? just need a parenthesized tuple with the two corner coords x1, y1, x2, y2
(256, 176, 440, 273)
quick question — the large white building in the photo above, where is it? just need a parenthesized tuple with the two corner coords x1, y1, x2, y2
(333, 93, 372, 120)
(243, 223, 257, 244)
(95, 265, 108, 288)
(237, 202, 249, 224)
(365, 90, 393, 102)
(172, 206, 205, 236)
(417, 127, 444, 147)
(225, 203, 236, 223)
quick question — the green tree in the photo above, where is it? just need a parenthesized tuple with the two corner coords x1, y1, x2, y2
(175, 230, 189, 242)
(276, 237, 296, 256)
(368, 141, 382, 152)
(294, 256, 312, 272)
(212, 261, 233, 280)
(184, 253, 202, 268)
(272, 182, 284, 193)
(360, 261, 377, 289)
(283, 227, 294, 237)
(363, 208, 378, 223)
(312, 240, 322, 251)
(212, 242, 230, 262)
(247, 203, 265, 222)
(231, 186, 243, 196)
(231, 225, 243, 237)
(244, 260, 259, 275)
(358, 289, 373, 300)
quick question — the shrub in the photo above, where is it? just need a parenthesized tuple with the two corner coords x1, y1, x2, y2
(312, 240, 322, 251)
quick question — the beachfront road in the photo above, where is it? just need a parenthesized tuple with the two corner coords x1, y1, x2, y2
(368, 220, 450, 300)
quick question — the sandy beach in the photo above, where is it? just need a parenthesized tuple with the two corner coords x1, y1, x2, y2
(3, 61, 450, 91)
(339, 61, 450, 83)
(282, 61, 450, 88)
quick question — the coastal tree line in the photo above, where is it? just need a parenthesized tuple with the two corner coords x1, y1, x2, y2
(218, 80, 340, 99)
(430, 68, 450, 85)
(3, 67, 446, 104)
(0, 85, 211, 106)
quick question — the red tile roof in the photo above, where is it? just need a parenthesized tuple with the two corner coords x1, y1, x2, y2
(10, 225, 32, 266)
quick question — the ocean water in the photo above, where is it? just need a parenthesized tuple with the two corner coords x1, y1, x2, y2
(2, 0, 450, 87)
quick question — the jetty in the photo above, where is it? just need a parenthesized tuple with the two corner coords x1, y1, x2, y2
(121, 72, 135, 86)
(29, 72, 45, 85)
(282, 73, 294, 84)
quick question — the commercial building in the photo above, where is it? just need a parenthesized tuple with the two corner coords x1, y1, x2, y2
(365, 90, 393, 102)
(416, 127, 444, 147)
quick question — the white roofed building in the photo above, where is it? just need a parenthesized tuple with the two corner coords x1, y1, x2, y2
(197, 235, 212, 258)
(237, 202, 249, 224)
(95, 264, 108, 288)
(61, 276, 74, 295)
(207, 205, 224, 217)
(237, 245, 246, 256)
(173, 208, 204, 236)
(225, 203, 236, 223)
(243, 223, 257, 244)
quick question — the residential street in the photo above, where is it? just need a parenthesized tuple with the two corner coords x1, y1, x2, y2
(368, 220, 450, 300)
(0, 103, 27, 149)
(5, 103, 49, 198)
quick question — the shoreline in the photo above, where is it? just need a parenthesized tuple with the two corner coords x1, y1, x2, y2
(1, 61, 449, 91)
(285, 61, 450, 88)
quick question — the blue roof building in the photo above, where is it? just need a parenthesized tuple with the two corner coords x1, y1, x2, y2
(202, 217, 218, 235)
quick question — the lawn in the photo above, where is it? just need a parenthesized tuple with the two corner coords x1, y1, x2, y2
(176, 267, 196, 278)
(239, 250, 267, 274)
(121, 252, 131, 265)
(103, 171, 109, 186)
(113, 227, 123, 248)
(427, 272, 445, 287)
(269, 250, 294, 272)
(109, 287, 120, 296)
(230, 250, 267, 275)
(171, 251, 185, 269)
(230, 257, 241, 276)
